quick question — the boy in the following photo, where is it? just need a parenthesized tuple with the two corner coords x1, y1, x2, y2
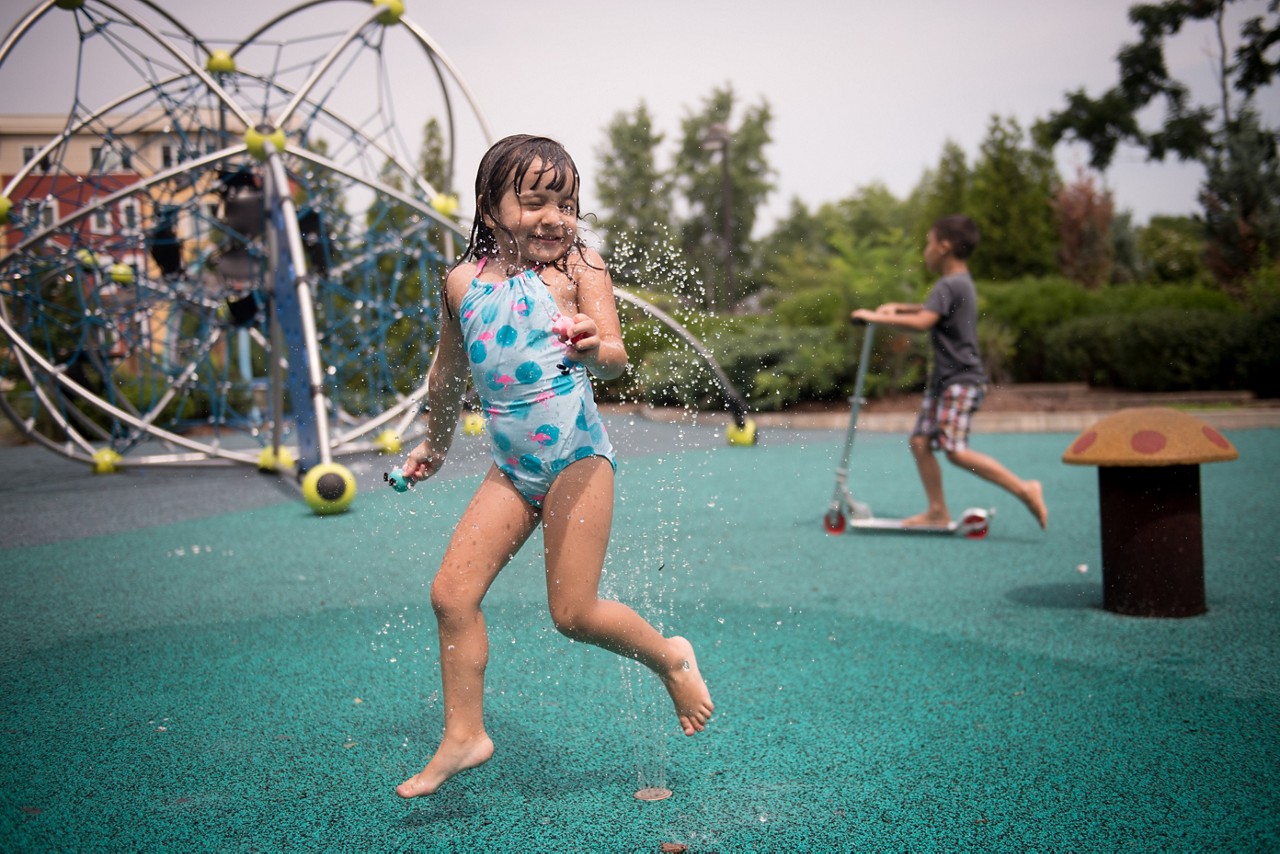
(851, 214, 1048, 530)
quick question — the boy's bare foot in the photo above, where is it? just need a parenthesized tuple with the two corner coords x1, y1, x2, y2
(1022, 480, 1048, 530)
(662, 636, 713, 736)
(902, 510, 951, 528)
(395, 733, 494, 798)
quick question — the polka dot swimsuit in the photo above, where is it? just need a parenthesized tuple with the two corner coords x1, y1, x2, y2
(459, 263, 614, 507)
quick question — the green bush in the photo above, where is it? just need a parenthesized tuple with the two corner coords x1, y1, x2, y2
(610, 277, 1274, 413)
(981, 278, 1242, 382)
(979, 277, 1094, 381)
(1239, 303, 1280, 398)
(1043, 308, 1255, 392)
(632, 321, 861, 412)
(600, 303, 752, 405)
(771, 285, 850, 327)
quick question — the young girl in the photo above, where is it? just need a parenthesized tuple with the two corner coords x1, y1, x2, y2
(395, 135, 714, 799)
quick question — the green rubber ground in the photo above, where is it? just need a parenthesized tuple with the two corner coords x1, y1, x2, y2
(2, 428, 1277, 851)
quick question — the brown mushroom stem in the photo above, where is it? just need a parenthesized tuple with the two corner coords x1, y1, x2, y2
(1062, 408, 1237, 619)
(1097, 464, 1206, 618)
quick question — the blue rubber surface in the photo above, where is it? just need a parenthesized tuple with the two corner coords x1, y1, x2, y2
(2, 426, 1277, 851)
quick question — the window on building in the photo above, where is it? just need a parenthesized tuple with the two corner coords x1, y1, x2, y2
(120, 198, 140, 234)
(21, 146, 51, 172)
(89, 202, 111, 236)
(22, 199, 56, 229)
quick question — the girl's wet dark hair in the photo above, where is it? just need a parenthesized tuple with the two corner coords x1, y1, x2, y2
(462, 134, 584, 265)
(444, 135, 596, 317)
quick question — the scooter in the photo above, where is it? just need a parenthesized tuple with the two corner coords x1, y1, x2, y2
(823, 321, 992, 539)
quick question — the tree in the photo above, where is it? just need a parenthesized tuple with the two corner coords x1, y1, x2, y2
(418, 117, 450, 194)
(918, 139, 970, 236)
(1051, 167, 1116, 289)
(416, 117, 459, 258)
(1036, 0, 1280, 290)
(672, 85, 774, 309)
(1200, 108, 1280, 293)
(968, 115, 1060, 280)
(1138, 214, 1210, 283)
(594, 102, 675, 273)
(1110, 210, 1146, 283)
(756, 197, 833, 288)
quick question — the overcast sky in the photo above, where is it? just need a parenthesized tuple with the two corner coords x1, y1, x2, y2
(3, 0, 1276, 232)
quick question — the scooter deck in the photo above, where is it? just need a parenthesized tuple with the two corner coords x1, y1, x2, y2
(847, 517, 971, 535)
(844, 506, 993, 538)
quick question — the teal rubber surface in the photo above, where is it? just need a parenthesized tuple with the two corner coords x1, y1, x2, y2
(2, 428, 1277, 851)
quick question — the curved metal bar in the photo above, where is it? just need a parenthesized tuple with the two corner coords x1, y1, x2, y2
(400, 17, 495, 146)
(275, 6, 382, 129)
(0, 0, 57, 71)
(0, 3, 479, 230)
(231, 0, 345, 56)
(286, 144, 464, 235)
(0, 64, 436, 206)
(8, 145, 239, 255)
(0, 72, 215, 200)
(0, 306, 259, 465)
(0, 385, 97, 463)
(90, 0, 255, 129)
(612, 287, 750, 427)
(107, 0, 213, 58)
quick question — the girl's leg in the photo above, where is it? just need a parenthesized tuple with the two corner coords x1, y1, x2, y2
(540, 457, 713, 736)
(396, 467, 540, 798)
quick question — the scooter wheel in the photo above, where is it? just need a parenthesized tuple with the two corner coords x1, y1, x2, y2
(824, 509, 846, 534)
(960, 511, 989, 540)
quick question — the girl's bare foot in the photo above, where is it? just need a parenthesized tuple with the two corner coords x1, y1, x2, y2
(395, 733, 494, 798)
(902, 510, 950, 527)
(1022, 480, 1048, 530)
(662, 636, 713, 736)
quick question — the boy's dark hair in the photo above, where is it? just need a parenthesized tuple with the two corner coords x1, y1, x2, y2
(932, 214, 980, 260)
(463, 134, 582, 263)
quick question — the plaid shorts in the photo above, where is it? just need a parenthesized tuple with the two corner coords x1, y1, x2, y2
(912, 383, 986, 452)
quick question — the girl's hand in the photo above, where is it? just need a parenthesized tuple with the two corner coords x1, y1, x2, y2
(403, 444, 446, 482)
(556, 313, 600, 361)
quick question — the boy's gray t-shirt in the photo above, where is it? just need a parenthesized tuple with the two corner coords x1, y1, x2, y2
(923, 272, 987, 392)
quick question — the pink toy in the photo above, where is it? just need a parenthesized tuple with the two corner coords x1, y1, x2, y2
(552, 313, 575, 339)
(552, 313, 587, 344)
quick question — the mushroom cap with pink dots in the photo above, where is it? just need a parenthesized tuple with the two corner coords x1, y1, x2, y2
(1062, 407, 1238, 467)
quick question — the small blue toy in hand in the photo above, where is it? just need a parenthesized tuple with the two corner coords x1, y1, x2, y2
(384, 467, 416, 493)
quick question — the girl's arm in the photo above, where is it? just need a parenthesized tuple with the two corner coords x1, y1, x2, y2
(562, 249, 628, 381)
(403, 266, 472, 480)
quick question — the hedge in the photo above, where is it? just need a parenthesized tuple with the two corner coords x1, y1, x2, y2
(1043, 305, 1279, 396)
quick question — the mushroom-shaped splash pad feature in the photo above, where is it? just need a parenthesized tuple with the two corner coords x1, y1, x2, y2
(1063, 407, 1238, 617)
